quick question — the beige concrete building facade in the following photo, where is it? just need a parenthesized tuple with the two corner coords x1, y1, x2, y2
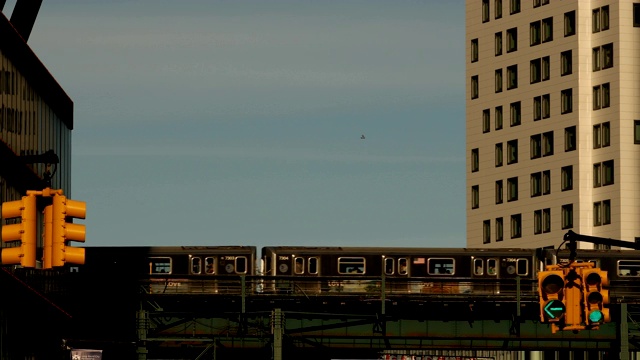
(466, 0, 640, 248)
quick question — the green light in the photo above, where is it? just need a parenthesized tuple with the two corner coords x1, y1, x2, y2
(589, 310, 604, 324)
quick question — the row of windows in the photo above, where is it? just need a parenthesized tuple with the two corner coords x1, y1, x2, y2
(471, 160, 614, 209)
(472, 126, 577, 173)
(481, 199, 612, 243)
(482, 0, 521, 23)
(471, 10, 577, 64)
(481, 204, 573, 243)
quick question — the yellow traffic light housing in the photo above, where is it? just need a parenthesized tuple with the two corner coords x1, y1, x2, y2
(51, 195, 86, 267)
(581, 267, 610, 327)
(538, 269, 566, 327)
(1, 195, 37, 267)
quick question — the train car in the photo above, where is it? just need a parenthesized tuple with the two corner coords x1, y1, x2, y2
(552, 248, 640, 299)
(82, 246, 257, 295)
(261, 247, 540, 297)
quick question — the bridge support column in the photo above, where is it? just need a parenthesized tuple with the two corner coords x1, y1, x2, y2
(621, 303, 629, 360)
(272, 308, 284, 360)
(136, 309, 149, 360)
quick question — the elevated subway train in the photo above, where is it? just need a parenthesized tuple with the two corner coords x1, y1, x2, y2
(81, 245, 640, 298)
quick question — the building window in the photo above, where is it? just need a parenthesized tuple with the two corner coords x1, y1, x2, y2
(603, 160, 614, 186)
(472, 185, 479, 209)
(496, 217, 503, 242)
(542, 17, 553, 43)
(543, 208, 551, 232)
(602, 83, 610, 108)
(593, 47, 601, 71)
(594, 163, 602, 188)
(507, 64, 518, 90)
(565, 126, 576, 151)
(495, 0, 503, 19)
(534, 210, 542, 234)
(593, 122, 610, 149)
(561, 165, 573, 191)
(495, 32, 503, 56)
(510, 0, 520, 15)
(565, 11, 576, 36)
(593, 8, 601, 33)
(533, 0, 541, 8)
(561, 50, 572, 76)
(495, 143, 503, 167)
(483, 220, 491, 244)
(602, 121, 611, 147)
(471, 39, 479, 63)
(562, 204, 573, 229)
(543, 170, 551, 195)
(533, 96, 542, 121)
(507, 177, 518, 202)
(471, 148, 479, 172)
(483, 109, 491, 133)
(495, 106, 503, 130)
(530, 21, 541, 46)
(602, 6, 610, 31)
(602, 43, 614, 69)
(482, 0, 490, 23)
(507, 27, 517, 53)
(531, 134, 541, 159)
(531, 172, 542, 197)
(510, 101, 521, 126)
(495, 69, 503, 93)
(603, 199, 611, 225)
(594, 201, 602, 226)
(593, 85, 602, 110)
(541, 56, 550, 81)
(507, 139, 518, 164)
(634, 4, 640, 27)
(543, 131, 554, 156)
(561, 88, 573, 114)
(511, 213, 522, 239)
(635, 120, 640, 144)
(496, 180, 503, 204)
(542, 94, 550, 118)
(530, 58, 541, 83)
(471, 75, 479, 99)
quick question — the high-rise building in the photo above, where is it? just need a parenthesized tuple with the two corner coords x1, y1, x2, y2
(466, 0, 640, 248)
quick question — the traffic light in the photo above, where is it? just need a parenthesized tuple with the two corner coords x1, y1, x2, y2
(581, 267, 610, 327)
(538, 269, 566, 328)
(50, 195, 86, 267)
(1, 195, 37, 267)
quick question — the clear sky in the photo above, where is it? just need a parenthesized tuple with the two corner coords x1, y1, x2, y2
(8, 0, 466, 248)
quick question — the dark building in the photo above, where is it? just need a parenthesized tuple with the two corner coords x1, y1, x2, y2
(1, 1, 76, 358)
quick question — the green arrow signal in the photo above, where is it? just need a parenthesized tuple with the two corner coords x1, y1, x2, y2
(544, 300, 565, 319)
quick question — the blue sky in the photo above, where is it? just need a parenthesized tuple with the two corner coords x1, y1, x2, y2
(10, 0, 465, 247)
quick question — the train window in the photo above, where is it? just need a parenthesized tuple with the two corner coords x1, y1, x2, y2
(428, 258, 454, 275)
(487, 259, 497, 276)
(338, 257, 365, 274)
(236, 257, 247, 274)
(149, 257, 171, 274)
(294, 257, 304, 274)
(398, 258, 408, 275)
(308, 257, 318, 274)
(516, 258, 528, 275)
(474, 258, 483, 275)
(191, 257, 202, 274)
(384, 258, 394, 275)
(618, 260, 640, 277)
(205, 257, 215, 274)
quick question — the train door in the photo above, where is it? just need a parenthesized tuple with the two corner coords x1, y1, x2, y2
(470, 257, 499, 295)
(293, 256, 321, 294)
(216, 255, 249, 294)
(384, 257, 409, 294)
